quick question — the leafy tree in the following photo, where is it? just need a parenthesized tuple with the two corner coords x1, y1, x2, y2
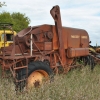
(11, 12, 30, 32)
(0, 2, 6, 7)
(0, 12, 30, 32)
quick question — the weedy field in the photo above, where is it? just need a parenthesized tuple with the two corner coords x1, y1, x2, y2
(0, 65, 100, 100)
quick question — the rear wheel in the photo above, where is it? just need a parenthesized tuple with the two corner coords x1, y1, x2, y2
(17, 61, 53, 90)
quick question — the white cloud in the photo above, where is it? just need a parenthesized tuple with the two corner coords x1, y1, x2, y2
(0, 0, 100, 46)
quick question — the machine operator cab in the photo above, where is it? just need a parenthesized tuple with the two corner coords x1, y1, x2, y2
(0, 23, 16, 48)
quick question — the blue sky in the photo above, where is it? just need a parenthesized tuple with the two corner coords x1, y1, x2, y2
(0, 0, 100, 46)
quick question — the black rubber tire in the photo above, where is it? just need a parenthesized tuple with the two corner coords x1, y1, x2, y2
(16, 61, 53, 91)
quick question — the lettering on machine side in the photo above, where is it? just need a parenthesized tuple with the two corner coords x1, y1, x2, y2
(71, 35, 80, 38)
(81, 36, 87, 39)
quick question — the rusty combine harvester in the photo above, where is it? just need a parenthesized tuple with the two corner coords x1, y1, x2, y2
(0, 5, 96, 91)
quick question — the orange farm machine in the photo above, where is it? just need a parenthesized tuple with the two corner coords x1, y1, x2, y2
(0, 5, 97, 91)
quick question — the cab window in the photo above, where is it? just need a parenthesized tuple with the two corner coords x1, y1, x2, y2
(1, 33, 13, 41)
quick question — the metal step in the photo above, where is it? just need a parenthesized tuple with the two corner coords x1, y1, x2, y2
(14, 66, 28, 70)
(16, 78, 27, 83)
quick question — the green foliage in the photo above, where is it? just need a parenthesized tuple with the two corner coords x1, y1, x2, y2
(0, 65, 100, 100)
(11, 12, 30, 32)
(0, 12, 13, 23)
(0, 2, 6, 7)
(0, 12, 30, 32)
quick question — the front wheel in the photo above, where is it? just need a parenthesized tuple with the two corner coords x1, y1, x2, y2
(17, 61, 53, 90)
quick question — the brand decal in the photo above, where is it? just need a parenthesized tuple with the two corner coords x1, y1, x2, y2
(81, 36, 87, 39)
(71, 35, 80, 38)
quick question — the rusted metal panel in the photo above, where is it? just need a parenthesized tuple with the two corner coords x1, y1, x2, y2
(80, 30, 89, 48)
(66, 28, 82, 48)
(44, 42, 52, 50)
(34, 42, 52, 50)
(67, 48, 89, 58)
(52, 26, 89, 49)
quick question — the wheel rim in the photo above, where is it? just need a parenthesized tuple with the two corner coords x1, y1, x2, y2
(27, 70, 49, 88)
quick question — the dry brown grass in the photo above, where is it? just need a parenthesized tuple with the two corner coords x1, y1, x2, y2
(0, 65, 100, 100)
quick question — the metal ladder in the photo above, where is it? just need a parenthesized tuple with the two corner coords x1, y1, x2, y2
(10, 59, 28, 91)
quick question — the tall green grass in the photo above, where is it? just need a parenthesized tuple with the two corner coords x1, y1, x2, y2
(0, 65, 100, 100)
